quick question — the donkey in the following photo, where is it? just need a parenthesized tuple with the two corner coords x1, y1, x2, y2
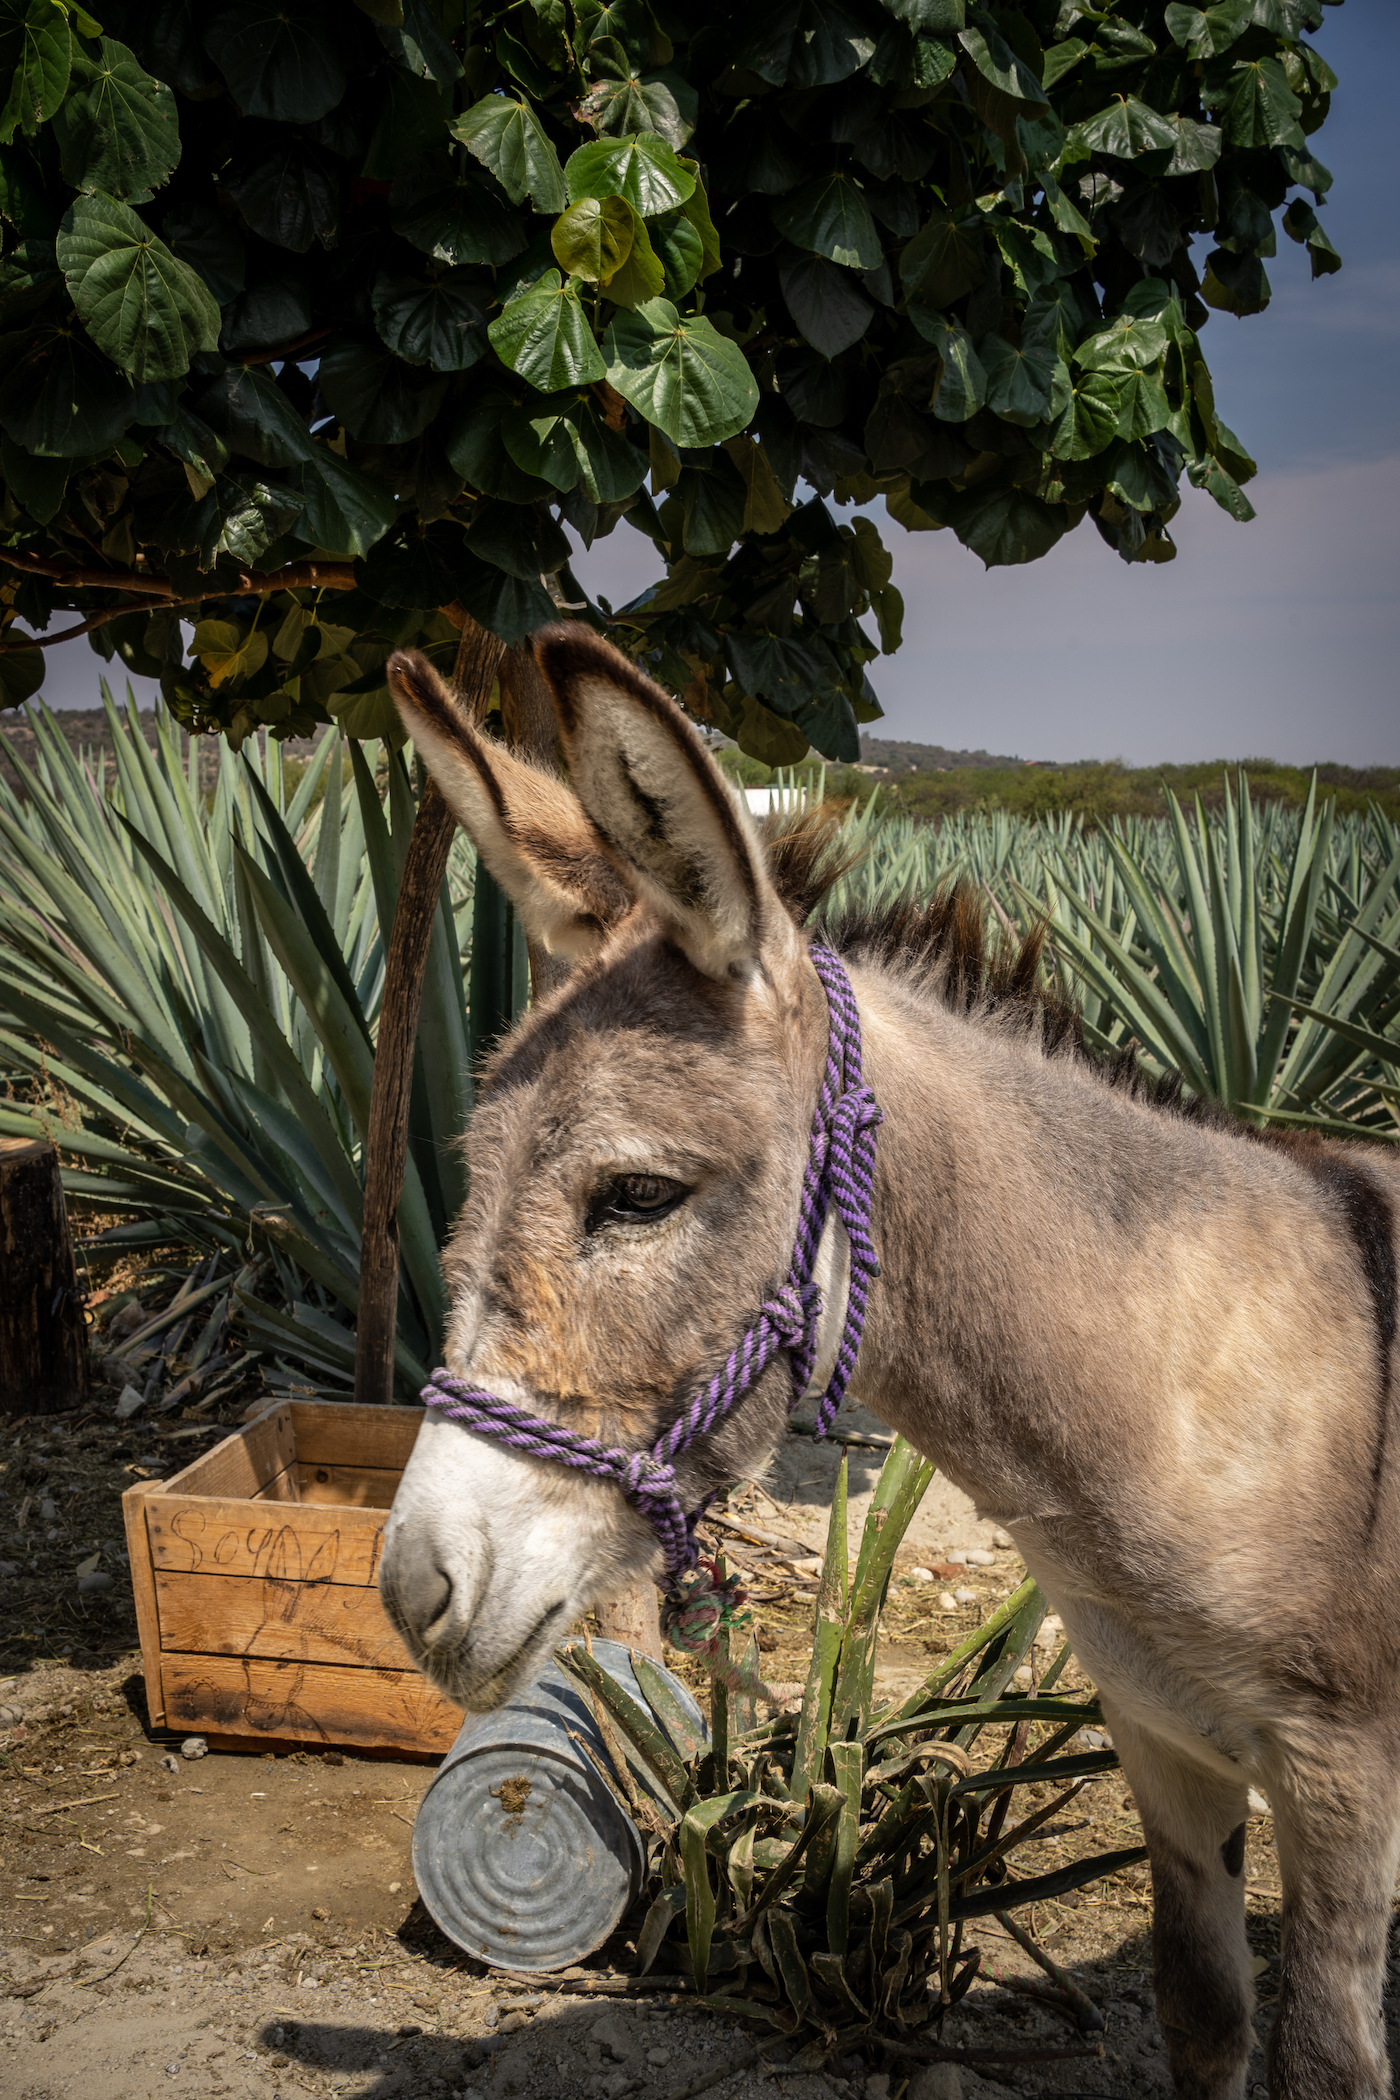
(378, 626, 1400, 2100)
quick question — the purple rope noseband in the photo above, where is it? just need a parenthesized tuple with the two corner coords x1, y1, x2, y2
(419, 944, 882, 1600)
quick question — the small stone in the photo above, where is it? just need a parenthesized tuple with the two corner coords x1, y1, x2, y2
(270, 2053, 290, 2068)
(115, 1385, 147, 1420)
(388, 1880, 402, 1894)
(1013, 1665, 1033, 1687)
(944, 1549, 968, 1565)
(311, 1906, 329, 1921)
(954, 1588, 976, 1605)
(938, 1592, 957, 1612)
(397, 2024, 423, 2039)
(991, 1528, 1013, 1549)
(909, 1566, 934, 1584)
(865, 2076, 890, 2099)
(646, 2047, 671, 2067)
(159, 1752, 181, 1775)
(40, 1498, 57, 1521)
(908, 2068, 963, 2100)
(0, 1562, 17, 1579)
(180, 1736, 208, 1760)
(498, 2011, 528, 2035)
(964, 1549, 996, 1567)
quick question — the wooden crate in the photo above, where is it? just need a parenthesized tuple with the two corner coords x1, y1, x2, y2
(121, 1399, 462, 1758)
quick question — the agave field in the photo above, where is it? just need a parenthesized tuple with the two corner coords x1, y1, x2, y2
(0, 694, 1396, 1407)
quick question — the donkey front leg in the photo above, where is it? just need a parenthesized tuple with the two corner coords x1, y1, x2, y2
(1101, 1700, 1255, 2100)
(1266, 1733, 1400, 2100)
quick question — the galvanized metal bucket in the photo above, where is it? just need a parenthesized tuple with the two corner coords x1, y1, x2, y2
(412, 1639, 706, 1972)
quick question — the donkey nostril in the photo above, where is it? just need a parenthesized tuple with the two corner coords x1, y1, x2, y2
(420, 1564, 453, 1641)
(389, 1546, 453, 1647)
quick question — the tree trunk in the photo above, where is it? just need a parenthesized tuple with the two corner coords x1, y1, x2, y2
(0, 1137, 87, 1415)
(354, 617, 505, 1406)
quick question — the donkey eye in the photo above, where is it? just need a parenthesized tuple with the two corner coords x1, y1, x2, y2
(587, 1174, 688, 1231)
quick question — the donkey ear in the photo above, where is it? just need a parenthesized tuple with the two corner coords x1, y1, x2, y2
(534, 625, 781, 979)
(386, 648, 634, 960)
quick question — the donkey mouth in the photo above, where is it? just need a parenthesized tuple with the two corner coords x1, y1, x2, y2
(414, 1598, 572, 1713)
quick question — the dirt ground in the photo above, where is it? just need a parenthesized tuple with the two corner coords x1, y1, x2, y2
(0, 1384, 1375, 2100)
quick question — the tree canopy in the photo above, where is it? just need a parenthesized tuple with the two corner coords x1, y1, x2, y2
(0, 0, 1343, 762)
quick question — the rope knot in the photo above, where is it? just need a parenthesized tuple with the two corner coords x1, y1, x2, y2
(659, 1557, 752, 1654)
(759, 1282, 814, 1352)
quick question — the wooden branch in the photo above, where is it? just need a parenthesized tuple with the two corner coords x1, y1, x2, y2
(0, 600, 203, 653)
(0, 549, 174, 594)
(0, 546, 358, 604)
(354, 615, 506, 1407)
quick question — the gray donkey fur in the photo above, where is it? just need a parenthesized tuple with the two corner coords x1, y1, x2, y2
(379, 627, 1400, 2100)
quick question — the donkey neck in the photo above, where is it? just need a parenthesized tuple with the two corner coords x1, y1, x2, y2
(842, 956, 1231, 1525)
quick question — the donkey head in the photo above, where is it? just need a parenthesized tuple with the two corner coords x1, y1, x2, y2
(377, 628, 836, 1711)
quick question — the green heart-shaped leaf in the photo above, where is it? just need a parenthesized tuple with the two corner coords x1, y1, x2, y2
(954, 485, 1065, 568)
(1050, 370, 1124, 460)
(57, 192, 221, 380)
(391, 160, 527, 266)
(772, 171, 882, 270)
(452, 94, 568, 212)
(980, 335, 1057, 427)
(599, 205, 664, 306)
(193, 618, 270, 689)
(0, 0, 71, 146)
(551, 193, 635, 281)
(579, 62, 696, 150)
(603, 298, 758, 445)
(204, 1, 347, 123)
(900, 209, 985, 310)
(371, 269, 489, 370)
(0, 321, 134, 454)
(52, 38, 181, 203)
(650, 208, 705, 298)
(565, 130, 695, 215)
(1070, 96, 1180, 159)
(779, 250, 874, 359)
(488, 270, 607, 391)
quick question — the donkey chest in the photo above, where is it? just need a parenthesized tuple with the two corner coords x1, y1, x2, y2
(1015, 1528, 1276, 1784)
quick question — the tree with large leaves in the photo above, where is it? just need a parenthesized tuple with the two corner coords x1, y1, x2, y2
(0, 0, 1344, 757)
(0, 0, 1346, 1406)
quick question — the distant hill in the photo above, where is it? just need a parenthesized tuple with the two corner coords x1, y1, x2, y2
(859, 735, 1032, 773)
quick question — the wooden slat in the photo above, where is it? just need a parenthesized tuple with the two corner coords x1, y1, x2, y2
(155, 1569, 414, 1671)
(288, 1400, 424, 1471)
(122, 1481, 167, 1730)
(294, 1462, 402, 1508)
(145, 1493, 387, 1586)
(160, 1652, 462, 1757)
(164, 1406, 298, 1499)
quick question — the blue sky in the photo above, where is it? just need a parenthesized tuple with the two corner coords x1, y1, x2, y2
(38, 3, 1396, 765)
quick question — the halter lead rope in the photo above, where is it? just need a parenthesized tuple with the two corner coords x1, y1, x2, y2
(420, 944, 882, 1636)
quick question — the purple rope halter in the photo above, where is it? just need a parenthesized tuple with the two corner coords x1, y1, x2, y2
(420, 944, 882, 1601)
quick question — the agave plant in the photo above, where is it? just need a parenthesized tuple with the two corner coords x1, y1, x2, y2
(0, 687, 520, 1394)
(557, 1442, 1145, 2068)
(1021, 777, 1400, 1136)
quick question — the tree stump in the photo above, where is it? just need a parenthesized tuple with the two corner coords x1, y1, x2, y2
(0, 1137, 88, 1415)
(594, 1583, 664, 1662)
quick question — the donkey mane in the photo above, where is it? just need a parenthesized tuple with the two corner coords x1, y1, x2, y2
(764, 806, 1222, 1132)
